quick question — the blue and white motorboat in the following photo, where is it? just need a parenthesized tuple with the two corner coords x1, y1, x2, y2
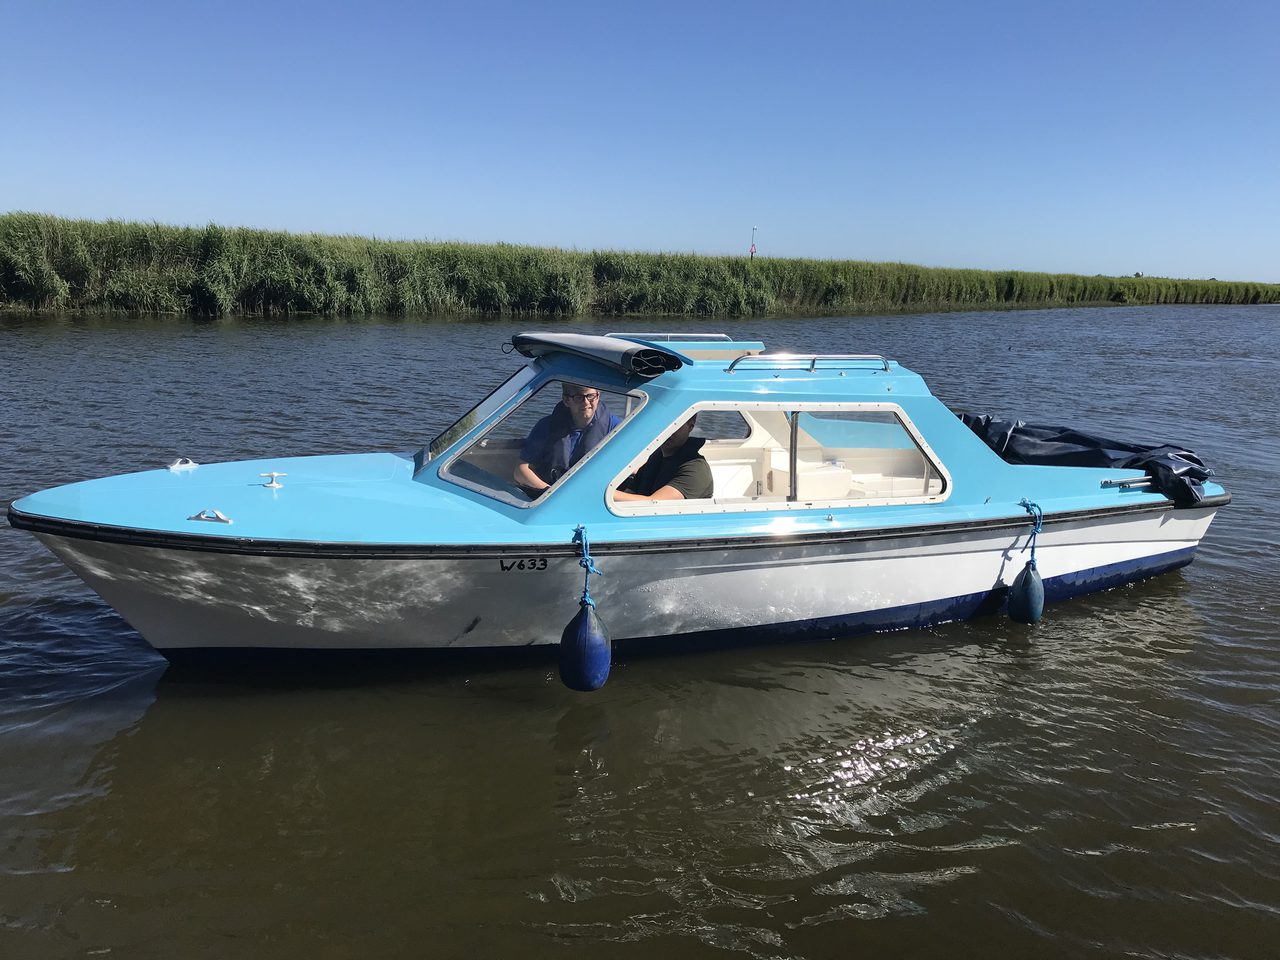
(8, 332, 1227, 674)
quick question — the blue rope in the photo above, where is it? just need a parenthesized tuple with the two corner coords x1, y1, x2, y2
(573, 524, 602, 607)
(1019, 498, 1044, 570)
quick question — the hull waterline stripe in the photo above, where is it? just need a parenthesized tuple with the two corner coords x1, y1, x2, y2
(7, 495, 1229, 561)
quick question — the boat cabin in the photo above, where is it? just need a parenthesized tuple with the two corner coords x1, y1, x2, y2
(420, 332, 957, 522)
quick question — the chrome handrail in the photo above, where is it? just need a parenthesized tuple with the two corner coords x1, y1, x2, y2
(725, 353, 892, 373)
(1100, 477, 1153, 489)
(608, 332, 734, 342)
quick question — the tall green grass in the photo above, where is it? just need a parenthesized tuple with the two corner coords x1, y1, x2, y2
(2, 212, 1275, 317)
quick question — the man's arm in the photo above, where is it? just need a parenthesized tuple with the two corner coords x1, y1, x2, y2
(612, 485, 684, 502)
(514, 419, 552, 493)
(513, 461, 550, 493)
(612, 458, 712, 502)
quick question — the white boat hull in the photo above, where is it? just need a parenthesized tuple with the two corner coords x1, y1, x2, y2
(34, 503, 1219, 651)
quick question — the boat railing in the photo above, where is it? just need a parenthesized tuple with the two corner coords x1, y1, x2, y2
(1100, 476, 1154, 489)
(608, 332, 734, 342)
(724, 353, 892, 374)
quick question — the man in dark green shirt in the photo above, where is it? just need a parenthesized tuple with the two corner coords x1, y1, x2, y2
(614, 415, 714, 502)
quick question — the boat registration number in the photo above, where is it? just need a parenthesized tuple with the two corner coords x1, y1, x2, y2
(498, 557, 549, 572)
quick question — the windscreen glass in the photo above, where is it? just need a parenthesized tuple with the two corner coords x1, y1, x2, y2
(442, 379, 641, 506)
(426, 366, 537, 461)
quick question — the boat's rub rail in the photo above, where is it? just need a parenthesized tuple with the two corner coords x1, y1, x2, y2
(7, 494, 1230, 560)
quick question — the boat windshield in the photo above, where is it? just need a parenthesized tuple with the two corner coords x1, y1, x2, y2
(423, 366, 538, 463)
(439, 379, 644, 507)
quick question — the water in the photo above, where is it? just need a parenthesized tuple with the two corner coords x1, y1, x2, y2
(1, 306, 1277, 959)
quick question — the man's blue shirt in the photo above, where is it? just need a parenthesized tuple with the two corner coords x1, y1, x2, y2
(521, 413, 622, 465)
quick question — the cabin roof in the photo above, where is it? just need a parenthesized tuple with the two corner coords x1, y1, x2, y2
(513, 331, 924, 395)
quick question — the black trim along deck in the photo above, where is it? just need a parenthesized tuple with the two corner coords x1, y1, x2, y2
(7, 494, 1230, 561)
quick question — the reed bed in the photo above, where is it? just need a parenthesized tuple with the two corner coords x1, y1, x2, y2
(2, 212, 1275, 317)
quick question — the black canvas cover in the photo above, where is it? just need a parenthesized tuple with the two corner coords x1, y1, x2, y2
(511, 332, 684, 378)
(959, 414, 1213, 507)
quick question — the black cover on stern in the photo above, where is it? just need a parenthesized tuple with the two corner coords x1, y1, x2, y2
(959, 414, 1213, 507)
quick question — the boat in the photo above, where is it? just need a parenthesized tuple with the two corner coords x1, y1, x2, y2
(8, 332, 1227, 686)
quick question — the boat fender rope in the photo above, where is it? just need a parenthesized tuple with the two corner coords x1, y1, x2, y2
(1008, 499, 1046, 625)
(573, 524, 602, 607)
(561, 525, 612, 691)
(1018, 498, 1043, 569)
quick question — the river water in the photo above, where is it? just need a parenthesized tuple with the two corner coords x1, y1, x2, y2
(1, 306, 1277, 959)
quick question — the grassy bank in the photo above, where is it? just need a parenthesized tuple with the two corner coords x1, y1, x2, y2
(2, 212, 1276, 317)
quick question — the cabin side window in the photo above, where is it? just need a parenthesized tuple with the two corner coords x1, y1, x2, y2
(609, 402, 948, 515)
(607, 406, 793, 510)
(792, 410, 945, 500)
(693, 409, 793, 502)
(440, 379, 642, 507)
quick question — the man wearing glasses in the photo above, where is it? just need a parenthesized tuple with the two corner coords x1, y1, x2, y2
(514, 382, 622, 497)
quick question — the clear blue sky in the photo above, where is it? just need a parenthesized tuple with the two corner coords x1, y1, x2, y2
(3, 0, 1277, 281)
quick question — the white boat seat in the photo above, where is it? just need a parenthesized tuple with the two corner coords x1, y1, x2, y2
(800, 464, 854, 500)
(770, 461, 855, 500)
(707, 458, 760, 498)
(849, 473, 946, 498)
(707, 452, 944, 502)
